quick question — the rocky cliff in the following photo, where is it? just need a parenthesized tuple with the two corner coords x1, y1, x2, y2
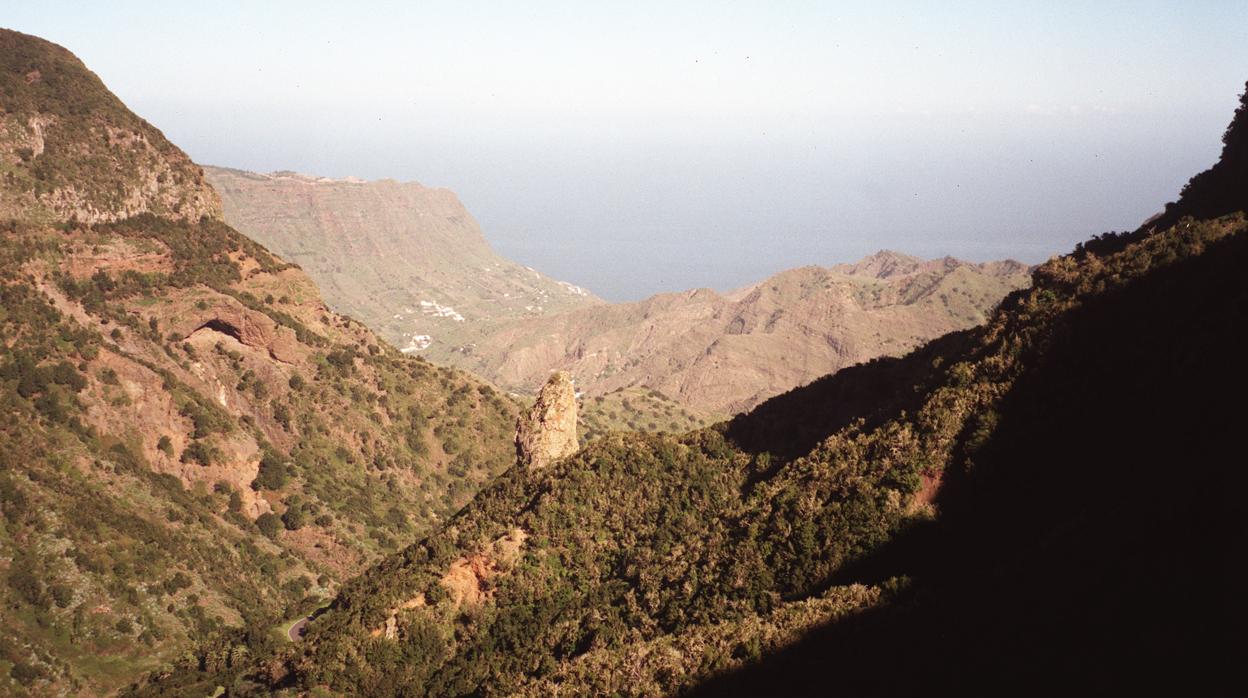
(203, 166, 602, 359)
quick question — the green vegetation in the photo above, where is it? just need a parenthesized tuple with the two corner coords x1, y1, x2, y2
(138, 210, 1248, 696)
(1, 29, 218, 224)
(0, 211, 520, 694)
(578, 386, 718, 442)
(0, 29, 524, 695)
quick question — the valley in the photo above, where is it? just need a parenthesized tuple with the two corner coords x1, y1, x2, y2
(1, 20, 1245, 698)
(208, 168, 1030, 417)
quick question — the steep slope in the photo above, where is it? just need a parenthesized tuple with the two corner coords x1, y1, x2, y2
(148, 89, 1248, 697)
(203, 166, 602, 357)
(459, 253, 1029, 415)
(0, 30, 519, 695)
(691, 224, 1247, 697)
(0, 30, 220, 225)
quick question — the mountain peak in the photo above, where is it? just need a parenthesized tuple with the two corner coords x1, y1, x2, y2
(829, 250, 924, 279)
(1, 28, 221, 224)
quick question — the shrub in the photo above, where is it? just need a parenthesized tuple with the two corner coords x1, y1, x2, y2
(255, 513, 281, 539)
(253, 451, 288, 490)
(281, 506, 306, 531)
(180, 441, 219, 466)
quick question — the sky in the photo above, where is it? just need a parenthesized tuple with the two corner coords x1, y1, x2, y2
(5, 1, 1247, 300)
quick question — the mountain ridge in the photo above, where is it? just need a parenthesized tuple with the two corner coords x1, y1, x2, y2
(454, 252, 1030, 415)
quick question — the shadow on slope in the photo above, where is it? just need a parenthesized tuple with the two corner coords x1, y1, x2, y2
(691, 229, 1248, 696)
(722, 328, 981, 461)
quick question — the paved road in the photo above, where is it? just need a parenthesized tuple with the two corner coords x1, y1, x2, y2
(286, 616, 311, 641)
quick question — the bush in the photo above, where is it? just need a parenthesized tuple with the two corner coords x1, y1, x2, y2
(256, 513, 281, 539)
(10, 661, 43, 686)
(281, 506, 306, 531)
(49, 582, 73, 608)
(253, 451, 288, 490)
(180, 441, 219, 466)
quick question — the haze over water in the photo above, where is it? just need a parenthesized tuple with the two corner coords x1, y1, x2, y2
(9, 1, 1247, 300)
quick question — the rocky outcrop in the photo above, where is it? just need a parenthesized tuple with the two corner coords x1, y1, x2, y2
(515, 372, 579, 469)
(168, 297, 303, 364)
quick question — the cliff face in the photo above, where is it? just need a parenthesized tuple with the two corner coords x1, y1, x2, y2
(0, 30, 519, 695)
(515, 372, 579, 469)
(203, 166, 602, 358)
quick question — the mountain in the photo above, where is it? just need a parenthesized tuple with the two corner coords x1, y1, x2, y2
(0, 32, 220, 226)
(143, 84, 1247, 698)
(202, 166, 602, 357)
(0, 29, 520, 694)
(456, 252, 1030, 415)
(202, 172, 1029, 416)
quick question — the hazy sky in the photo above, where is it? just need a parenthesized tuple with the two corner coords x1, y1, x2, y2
(6, 2, 1247, 300)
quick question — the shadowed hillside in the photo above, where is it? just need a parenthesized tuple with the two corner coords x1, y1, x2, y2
(1151, 80, 1248, 230)
(693, 221, 1248, 696)
(687, 80, 1248, 698)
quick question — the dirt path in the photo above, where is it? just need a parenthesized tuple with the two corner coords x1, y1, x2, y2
(286, 616, 311, 641)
